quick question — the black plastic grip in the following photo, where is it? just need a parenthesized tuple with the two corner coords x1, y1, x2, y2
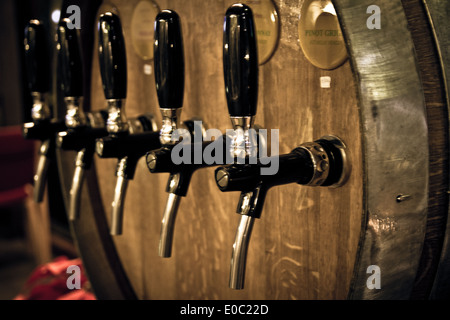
(215, 148, 314, 193)
(24, 20, 50, 93)
(223, 4, 258, 117)
(154, 10, 185, 109)
(98, 12, 127, 100)
(57, 18, 83, 97)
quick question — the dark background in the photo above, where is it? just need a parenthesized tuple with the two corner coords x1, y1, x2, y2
(0, 0, 101, 299)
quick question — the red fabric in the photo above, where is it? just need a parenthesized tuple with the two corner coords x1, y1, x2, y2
(0, 186, 28, 207)
(0, 125, 34, 202)
(14, 256, 96, 300)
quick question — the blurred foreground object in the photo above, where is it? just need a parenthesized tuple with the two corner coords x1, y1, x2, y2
(14, 256, 96, 300)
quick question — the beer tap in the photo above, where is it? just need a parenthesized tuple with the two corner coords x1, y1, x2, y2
(95, 12, 161, 235)
(55, 18, 109, 221)
(145, 10, 214, 258)
(22, 20, 66, 203)
(216, 3, 349, 290)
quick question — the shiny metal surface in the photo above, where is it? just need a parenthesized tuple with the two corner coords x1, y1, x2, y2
(229, 116, 257, 159)
(159, 193, 182, 257)
(64, 97, 87, 128)
(111, 160, 129, 235)
(298, 0, 348, 70)
(68, 153, 86, 221)
(106, 99, 129, 134)
(298, 141, 330, 186)
(33, 139, 51, 202)
(333, 0, 429, 299)
(319, 135, 350, 188)
(425, 0, 450, 300)
(229, 214, 255, 290)
(159, 108, 182, 145)
(31, 92, 51, 121)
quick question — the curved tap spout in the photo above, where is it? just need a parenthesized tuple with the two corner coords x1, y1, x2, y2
(230, 214, 255, 290)
(23, 120, 66, 203)
(146, 121, 213, 257)
(159, 192, 182, 257)
(110, 173, 129, 236)
(68, 151, 86, 221)
(33, 139, 51, 202)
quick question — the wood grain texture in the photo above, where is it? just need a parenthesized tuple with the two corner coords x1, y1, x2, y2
(83, 0, 364, 300)
(51, 0, 450, 300)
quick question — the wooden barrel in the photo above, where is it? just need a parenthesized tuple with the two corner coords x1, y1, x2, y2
(54, 0, 450, 299)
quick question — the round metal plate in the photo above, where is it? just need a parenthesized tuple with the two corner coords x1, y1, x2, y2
(298, 0, 348, 70)
(130, 0, 160, 60)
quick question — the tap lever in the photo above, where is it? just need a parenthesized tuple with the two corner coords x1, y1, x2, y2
(24, 20, 51, 121)
(56, 18, 83, 99)
(57, 19, 86, 129)
(98, 12, 128, 134)
(24, 21, 49, 94)
(223, 4, 258, 118)
(98, 12, 127, 100)
(154, 10, 184, 110)
(154, 10, 185, 145)
(223, 4, 258, 159)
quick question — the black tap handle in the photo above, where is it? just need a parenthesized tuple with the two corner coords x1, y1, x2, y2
(24, 20, 50, 93)
(154, 10, 185, 109)
(223, 4, 258, 117)
(57, 18, 83, 97)
(98, 12, 127, 100)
